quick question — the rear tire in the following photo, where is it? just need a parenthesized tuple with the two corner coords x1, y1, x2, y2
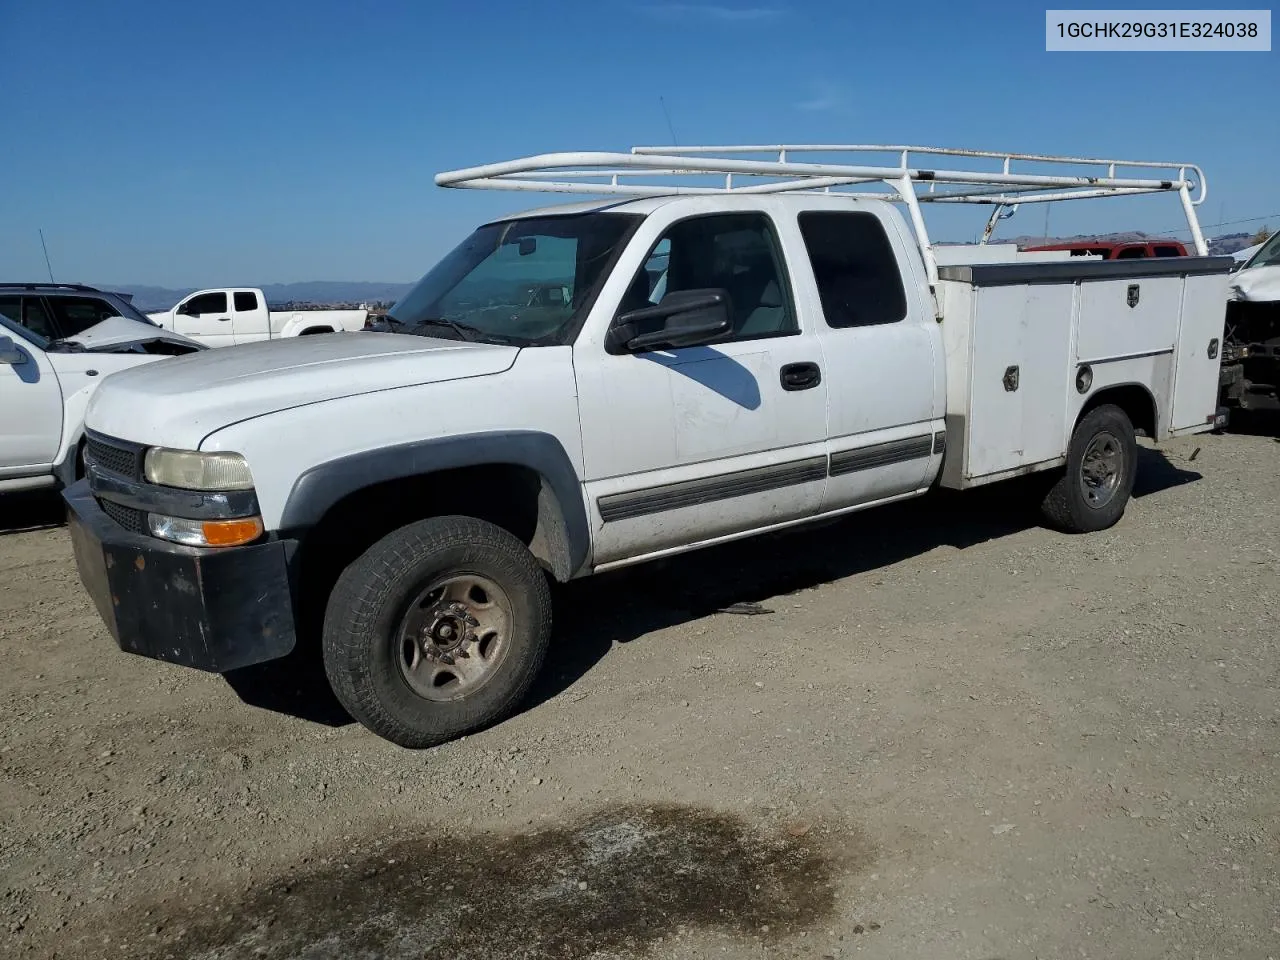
(1040, 404, 1137, 533)
(322, 515, 552, 748)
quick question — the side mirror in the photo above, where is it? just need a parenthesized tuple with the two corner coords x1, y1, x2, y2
(177, 301, 195, 316)
(0, 336, 26, 365)
(609, 288, 732, 353)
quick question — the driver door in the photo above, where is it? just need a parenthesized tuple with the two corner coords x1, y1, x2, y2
(174, 291, 235, 346)
(0, 298, 63, 471)
(574, 208, 828, 568)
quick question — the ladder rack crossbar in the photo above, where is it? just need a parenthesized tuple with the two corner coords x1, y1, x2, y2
(436, 151, 1194, 196)
(434, 143, 1212, 276)
(630, 143, 1204, 194)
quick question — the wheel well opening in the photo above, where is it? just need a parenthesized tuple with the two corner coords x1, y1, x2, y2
(298, 326, 334, 336)
(74, 436, 88, 480)
(292, 464, 567, 643)
(1079, 384, 1157, 438)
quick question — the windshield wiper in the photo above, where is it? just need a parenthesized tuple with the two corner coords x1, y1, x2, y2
(405, 317, 483, 342)
(45, 338, 87, 353)
(386, 315, 533, 347)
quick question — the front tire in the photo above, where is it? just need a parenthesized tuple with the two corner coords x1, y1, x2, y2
(1040, 404, 1137, 533)
(322, 516, 552, 748)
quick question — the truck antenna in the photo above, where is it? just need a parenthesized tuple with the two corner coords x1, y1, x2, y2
(659, 96, 679, 146)
(38, 229, 55, 283)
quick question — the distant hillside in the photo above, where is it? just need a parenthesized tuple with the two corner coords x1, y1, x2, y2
(111, 281, 415, 313)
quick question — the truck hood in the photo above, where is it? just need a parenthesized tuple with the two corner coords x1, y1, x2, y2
(58, 316, 201, 351)
(85, 332, 520, 447)
(1229, 264, 1280, 303)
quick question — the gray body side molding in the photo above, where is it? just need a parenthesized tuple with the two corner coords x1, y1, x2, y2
(278, 431, 591, 579)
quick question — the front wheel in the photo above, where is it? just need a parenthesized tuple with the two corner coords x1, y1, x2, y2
(1040, 404, 1137, 533)
(322, 516, 552, 748)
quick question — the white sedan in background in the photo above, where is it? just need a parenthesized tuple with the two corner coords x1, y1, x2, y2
(0, 286, 202, 494)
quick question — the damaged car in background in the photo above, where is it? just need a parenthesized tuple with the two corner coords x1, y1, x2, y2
(0, 284, 203, 494)
(1220, 233, 1280, 415)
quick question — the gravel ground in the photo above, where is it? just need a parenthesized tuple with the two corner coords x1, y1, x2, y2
(1, 431, 1278, 960)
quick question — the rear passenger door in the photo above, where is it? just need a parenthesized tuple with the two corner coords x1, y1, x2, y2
(230, 290, 270, 344)
(794, 209, 945, 513)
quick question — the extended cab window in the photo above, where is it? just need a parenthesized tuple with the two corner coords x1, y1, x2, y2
(46, 296, 126, 336)
(233, 292, 259, 312)
(618, 213, 797, 342)
(1116, 246, 1147, 259)
(1153, 245, 1183, 257)
(798, 211, 907, 327)
(184, 292, 228, 315)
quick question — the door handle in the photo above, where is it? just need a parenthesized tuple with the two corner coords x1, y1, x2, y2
(780, 361, 822, 391)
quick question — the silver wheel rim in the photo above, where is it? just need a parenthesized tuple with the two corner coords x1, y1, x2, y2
(1079, 430, 1123, 509)
(395, 573, 512, 701)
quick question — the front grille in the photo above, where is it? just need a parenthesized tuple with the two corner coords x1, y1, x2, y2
(85, 435, 142, 479)
(100, 499, 147, 535)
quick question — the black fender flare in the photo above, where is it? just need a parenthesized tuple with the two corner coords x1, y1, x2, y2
(278, 431, 590, 579)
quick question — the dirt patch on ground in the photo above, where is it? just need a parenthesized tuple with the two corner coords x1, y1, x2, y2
(2, 432, 1278, 959)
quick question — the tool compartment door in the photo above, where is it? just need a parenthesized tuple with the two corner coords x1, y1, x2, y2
(964, 283, 1074, 478)
(1170, 272, 1230, 432)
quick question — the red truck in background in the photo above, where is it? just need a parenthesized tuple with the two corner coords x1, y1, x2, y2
(1024, 239, 1189, 259)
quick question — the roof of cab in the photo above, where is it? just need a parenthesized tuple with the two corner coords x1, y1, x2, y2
(483, 192, 898, 226)
(487, 196, 680, 223)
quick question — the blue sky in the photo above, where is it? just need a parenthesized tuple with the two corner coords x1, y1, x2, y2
(1, 1, 1275, 287)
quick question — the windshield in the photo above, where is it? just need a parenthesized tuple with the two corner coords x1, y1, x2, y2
(104, 293, 159, 326)
(387, 213, 640, 345)
(1244, 231, 1280, 270)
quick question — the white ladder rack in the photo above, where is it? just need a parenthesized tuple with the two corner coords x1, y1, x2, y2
(435, 143, 1210, 285)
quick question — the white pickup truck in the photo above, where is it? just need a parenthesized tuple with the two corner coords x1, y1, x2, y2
(147, 287, 368, 347)
(64, 143, 1231, 748)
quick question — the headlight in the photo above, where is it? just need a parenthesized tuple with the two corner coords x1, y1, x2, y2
(144, 448, 254, 490)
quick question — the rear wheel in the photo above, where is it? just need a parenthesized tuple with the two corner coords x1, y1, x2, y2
(1040, 404, 1137, 533)
(322, 515, 552, 748)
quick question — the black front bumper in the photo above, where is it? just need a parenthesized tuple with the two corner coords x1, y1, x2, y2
(64, 480, 298, 673)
